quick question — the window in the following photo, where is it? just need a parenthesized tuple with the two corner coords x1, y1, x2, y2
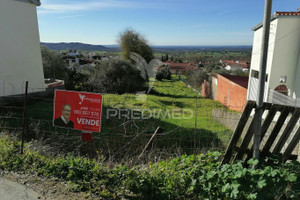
(251, 69, 268, 82)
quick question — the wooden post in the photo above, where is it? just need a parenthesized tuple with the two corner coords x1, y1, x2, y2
(194, 96, 198, 150)
(21, 81, 28, 154)
(138, 127, 160, 160)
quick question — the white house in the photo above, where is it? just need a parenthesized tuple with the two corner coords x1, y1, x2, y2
(0, 0, 45, 97)
(220, 60, 250, 72)
(247, 9, 300, 105)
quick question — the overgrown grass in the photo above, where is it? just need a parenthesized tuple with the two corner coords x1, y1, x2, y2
(1, 135, 299, 200)
(0, 76, 232, 157)
(102, 77, 231, 142)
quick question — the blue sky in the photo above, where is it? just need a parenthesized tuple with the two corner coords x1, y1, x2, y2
(37, 0, 300, 46)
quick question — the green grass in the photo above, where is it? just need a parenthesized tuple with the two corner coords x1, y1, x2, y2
(0, 76, 232, 154)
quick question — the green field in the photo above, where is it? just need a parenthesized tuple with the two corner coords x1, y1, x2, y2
(102, 77, 232, 142)
(0, 76, 232, 157)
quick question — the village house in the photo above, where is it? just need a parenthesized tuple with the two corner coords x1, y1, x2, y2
(0, 0, 45, 96)
(247, 8, 300, 106)
(220, 60, 250, 72)
(62, 50, 97, 69)
(162, 61, 198, 74)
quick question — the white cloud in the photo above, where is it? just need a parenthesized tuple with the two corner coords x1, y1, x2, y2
(38, 0, 142, 14)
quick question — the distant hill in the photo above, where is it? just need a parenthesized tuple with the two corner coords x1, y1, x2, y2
(40, 42, 252, 52)
(40, 42, 112, 51)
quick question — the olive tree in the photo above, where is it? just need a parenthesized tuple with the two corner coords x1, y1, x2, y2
(118, 29, 154, 63)
(184, 69, 208, 88)
(84, 59, 146, 94)
(41, 46, 68, 80)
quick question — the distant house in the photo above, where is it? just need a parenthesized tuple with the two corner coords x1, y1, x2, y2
(220, 60, 250, 72)
(247, 9, 300, 105)
(67, 49, 80, 57)
(162, 61, 198, 74)
(0, 0, 45, 97)
(212, 74, 249, 112)
(63, 50, 96, 69)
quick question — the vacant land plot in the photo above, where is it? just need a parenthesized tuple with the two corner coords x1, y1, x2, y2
(0, 77, 232, 159)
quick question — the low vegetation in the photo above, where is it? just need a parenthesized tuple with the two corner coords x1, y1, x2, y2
(0, 76, 232, 162)
(33, 76, 232, 146)
(0, 135, 299, 200)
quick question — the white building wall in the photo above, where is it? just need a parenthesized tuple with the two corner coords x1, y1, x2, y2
(249, 19, 278, 75)
(0, 0, 45, 97)
(247, 16, 300, 102)
(270, 17, 300, 95)
(247, 19, 278, 102)
(295, 56, 300, 98)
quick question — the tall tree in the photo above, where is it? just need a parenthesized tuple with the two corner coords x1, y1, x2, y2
(165, 54, 169, 61)
(41, 46, 68, 80)
(118, 28, 154, 63)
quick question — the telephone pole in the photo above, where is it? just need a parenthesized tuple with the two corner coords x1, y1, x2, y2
(253, 0, 273, 166)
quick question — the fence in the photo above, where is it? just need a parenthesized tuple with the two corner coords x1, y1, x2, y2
(222, 101, 300, 165)
(248, 80, 300, 108)
(0, 83, 241, 164)
(268, 89, 300, 107)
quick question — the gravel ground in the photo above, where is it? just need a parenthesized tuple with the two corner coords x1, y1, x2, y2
(0, 170, 92, 200)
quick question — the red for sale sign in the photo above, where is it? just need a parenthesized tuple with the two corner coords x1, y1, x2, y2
(53, 90, 103, 132)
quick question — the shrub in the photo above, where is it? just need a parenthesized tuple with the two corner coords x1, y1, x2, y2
(83, 59, 147, 94)
(184, 69, 208, 88)
(156, 65, 172, 81)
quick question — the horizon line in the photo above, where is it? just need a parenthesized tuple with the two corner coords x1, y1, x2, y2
(41, 42, 252, 47)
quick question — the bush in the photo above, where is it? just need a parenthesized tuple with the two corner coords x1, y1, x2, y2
(64, 66, 89, 91)
(156, 65, 172, 81)
(133, 153, 300, 200)
(84, 59, 146, 94)
(184, 69, 208, 88)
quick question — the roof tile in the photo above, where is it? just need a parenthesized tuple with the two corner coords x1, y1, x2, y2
(275, 11, 300, 16)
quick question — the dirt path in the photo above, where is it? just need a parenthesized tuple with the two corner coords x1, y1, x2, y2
(0, 171, 91, 200)
(0, 177, 40, 200)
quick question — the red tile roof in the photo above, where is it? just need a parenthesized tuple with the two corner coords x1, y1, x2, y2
(239, 61, 250, 69)
(220, 74, 249, 89)
(253, 10, 300, 31)
(220, 60, 250, 69)
(220, 60, 234, 64)
(275, 11, 300, 16)
(162, 62, 197, 71)
(224, 61, 236, 66)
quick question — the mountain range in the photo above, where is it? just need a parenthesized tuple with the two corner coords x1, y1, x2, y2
(40, 42, 112, 51)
